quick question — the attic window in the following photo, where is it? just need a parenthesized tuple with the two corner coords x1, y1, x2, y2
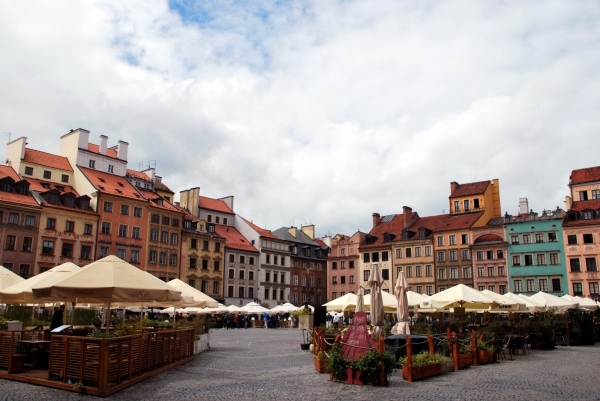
(115, 189, 122, 194)
(98, 185, 105, 190)
(98, 178, 105, 183)
(41, 183, 50, 189)
(117, 182, 124, 187)
(134, 194, 140, 197)
(157, 199, 163, 206)
(56, 186, 64, 192)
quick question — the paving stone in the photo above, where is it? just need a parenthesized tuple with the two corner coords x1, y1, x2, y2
(2, 328, 600, 400)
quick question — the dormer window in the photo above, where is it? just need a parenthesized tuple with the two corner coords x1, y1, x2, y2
(17, 186, 28, 195)
(98, 178, 105, 183)
(56, 186, 64, 192)
(2, 183, 12, 192)
(41, 183, 50, 189)
(117, 182, 124, 187)
(157, 199, 163, 206)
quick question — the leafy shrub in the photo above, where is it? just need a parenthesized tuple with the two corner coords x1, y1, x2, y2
(398, 351, 446, 367)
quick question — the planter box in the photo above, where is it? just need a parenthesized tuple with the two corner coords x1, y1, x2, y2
(298, 315, 314, 331)
(194, 333, 209, 354)
(314, 357, 329, 373)
(457, 353, 473, 369)
(402, 363, 442, 382)
(280, 321, 290, 327)
(476, 350, 494, 365)
(252, 320, 265, 328)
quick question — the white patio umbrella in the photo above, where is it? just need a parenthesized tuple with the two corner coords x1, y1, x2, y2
(367, 263, 385, 341)
(364, 291, 399, 312)
(227, 304, 244, 313)
(0, 265, 25, 292)
(167, 279, 218, 308)
(420, 284, 498, 310)
(391, 272, 410, 335)
(322, 293, 358, 312)
(529, 292, 578, 310)
(503, 292, 545, 313)
(574, 296, 599, 310)
(200, 303, 229, 314)
(240, 301, 269, 314)
(481, 289, 526, 312)
(270, 302, 299, 314)
(406, 291, 426, 307)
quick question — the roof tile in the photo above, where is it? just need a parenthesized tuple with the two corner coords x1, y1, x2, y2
(450, 181, 490, 198)
(199, 196, 234, 214)
(242, 218, 279, 240)
(570, 166, 600, 185)
(87, 143, 119, 158)
(0, 165, 22, 182)
(360, 212, 418, 249)
(214, 225, 258, 253)
(433, 212, 484, 232)
(23, 149, 73, 171)
(80, 167, 146, 201)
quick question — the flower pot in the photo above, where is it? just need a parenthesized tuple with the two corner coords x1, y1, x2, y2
(402, 363, 442, 382)
(476, 349, 495, 365)
(314, 356, 329, 373)
(300, 343, 310, 351)
(457, 353, 473, 369)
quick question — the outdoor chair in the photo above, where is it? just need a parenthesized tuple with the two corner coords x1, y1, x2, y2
(494, 335, 513, 361)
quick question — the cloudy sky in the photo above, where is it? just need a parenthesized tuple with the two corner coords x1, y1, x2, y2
(1, 1, 599, 237)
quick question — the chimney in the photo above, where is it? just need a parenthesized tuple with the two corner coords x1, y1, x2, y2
(450, 181, 459, 195)
(179, 187, 200, 217)
(372, 213, 381, 228)
(155, 175, 162, 188)
(117, 140, 128, 161)
(565, 195, 572, 211)
(99, 135, 108, 155)
(403, 206, 413, 228)
(288, 227, 298, 237)
(301, 225, 315, 240)
(5, 136, 27, 166)
(519, 198, 529, 215)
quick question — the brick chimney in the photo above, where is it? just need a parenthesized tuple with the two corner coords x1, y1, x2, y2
(403, 206, 413, 228)
(301, 225, 315, 240)
(450, 181, 459, 195)
(372, 213, 381, 228)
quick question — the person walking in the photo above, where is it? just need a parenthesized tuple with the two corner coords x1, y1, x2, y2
(234, 313, 239, 329)
(332, 312, 340, 330)
(263, 312, 269, 329)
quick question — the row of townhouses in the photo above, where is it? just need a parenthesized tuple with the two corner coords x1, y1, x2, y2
(1, 129, 599, 306)
(327, 171, 600, 301)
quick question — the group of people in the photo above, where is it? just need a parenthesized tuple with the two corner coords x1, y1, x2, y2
(261, 312, 284, 329)
(222, 313, 251, 329)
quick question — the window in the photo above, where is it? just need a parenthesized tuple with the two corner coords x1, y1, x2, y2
(363, 270, 370, 281)
(522, 234, 531, 244)
(512, 255, 521, 266)
(341, 261, 345, 269)
(479, 286, 485, 291)
(201, 260, 208, 270)
(80, 245, 91, 259)
(159, 252, 167, 264)
(426, 286, 433, 296)
(332, 276, 337, 284)
(552, 278, 562, 292)
(526, 279, 535, 292)
(331, 292, 337, 300)
(301, 277, 306, 287)
(363, 253, 370, 263)
(425, 246, 432, 256)
(130, 250, 140, 263)
(437, 236, 444, 246)
(349, 275, 355, 284)
(171, 233, 178, 245)
(189, 258, 197, 269)
(461, 234, 469, 244)
(117, 249, 127, 261)
(511, 235, 519, 244)
(514, 280, 523, 292)
(161, 231, 168, 243)
(477, 251, 484, 260)
(499, 285, 507, 295)
(395, 248, 402, 258)
(415, 265, 422, 277)
(462, 249, 470, 260)
(24, 215, 35, 227)
(214, 282, 220, 295)
(449, 235, 456, 245)
(463, 267, 472, 278)
(293, 275, 298, 286)
(426, 265, 432, 277)
(151, 214, 159, 223)
(349, 261, 354, 268)
(169, 253, 177, 266)
(129, 226, 140, 239)
(572, 283, 583, 296)
(464, 199, 470, 211)
(449, 251, 457, 261)
(96, 246, 108, 258)
(570, 258, 581, 272)
(382, 269, 389, 280)
(498, 266, 505, 276)
(583, 234, 594, 244)
(214, 261, 220, 271)
(478, 267, 485, 277)
(590, 189, 600, 200)
(416, 285, 422, 294)
(25, 166, 33, 175)
(486, 250, 494, 260)
(497, 250, 504, 258)
(488, 267, 494, 277)
(536, 254, 546, 265)
(567, 235, 578, 245)
(539, 279, 548, 292)
(119, 205, 129, 215)
(454, 200, 460, 212)
(148, 250, 157, 263)
(586, 258, 597, 272)
(524, 255, 533, 266)
(118, 224, 128, 237)
(46, 217, 56, 229)
(160, 216, 169, 225)
(103, 201, 113, 212)
(239, 255, 246, 264)
(41, 170, 51, 179)
(5, 235, 16, 250)
(22, 237, 32, 252)
(381, 251, 389, 261)
(535, 233, 544, 243)
(450, 268, 458, 279)
(579, 191, 588, 201)
(65, 221, 74, 232)
(61, 243, 73, 257)
(406, 266, 413, 278)
(89, 160, 96, 169)
(583, 211, 593, 220)
(215, 216, 220, 224)
(415, 247, 422, 257)
(81, 223, 92, 235)
(372, 252, 379, 262)
(9, 213, 19, 224)
(437, 251, 445, 262)
(149, 228, 157, 241)
(405, 248, 412, 258)
(19, 264, 29, 278)
(310, 277, 315, 287)
(590, 282, 599, 296)
(438, 269, 446, 280)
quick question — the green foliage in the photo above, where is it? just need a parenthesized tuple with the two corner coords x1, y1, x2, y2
(325, 344, 349, 381)
(73, 381, 86, 393)
(5, 305, 34, 326)
(442, 341, 451, 357)
(65, 307, 98, 326)
(317, 323, 340, 336)
(356, 348, 396, 385)
(291, 307, 310, 317)
(411, 322, 433, 335)
(476, 340, 494, 353)
(398, 351, 446, 367)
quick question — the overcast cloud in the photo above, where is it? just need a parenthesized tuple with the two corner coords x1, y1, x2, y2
(1, 1, 599, 237)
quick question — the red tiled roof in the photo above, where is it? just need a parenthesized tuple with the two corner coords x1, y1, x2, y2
(434, 212, 484, 232)
(174, 204, 199, 221)
(563, 219, 600, 227)
(25, 178, 79, 196)
(243, 218, 279, 239)
(79, 167, 146, 201)
(126, 169, 151, 181)
(570, 166, 600, 185)
(87, 143, 118, 159)
(314, 238, 328, 248)
(450, 181, 490, 198)
(406, 214, 449, 233)
(214, 225, 258, 253)
(569, 200, 600, 212)
(23, 149, 73, 171)
(0, 191, 40, 207)
(155, 182, 174, 194)
(360, 213, 418, 249)
(41, 202, 98, 215)
(140, 189, 182, 213)
(199, 196, 234, 214)
(0, 165, 22, 182)
(473, 233, 504, 244)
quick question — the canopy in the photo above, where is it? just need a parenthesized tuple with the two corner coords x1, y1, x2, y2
(240, 301, 269, 314)
(270, 302, 299, 314)
(391, 272, 410, 335)
(32, 255, 182, 304)
(322, 293, 358, 312)
(529, 291, 578, 310)
(200, 303, 229, 314)
(573, 296, 598, 310)
(227, 304, 244, 313)
(364, 291, 399, 312)
(167, 279, 218, 308)
(0, 262, 81, 304)
(481, 290, 526, 312)
(503, 292, 545, 313)
(420, 284, 497, 310)
(0, 265, 25, 292)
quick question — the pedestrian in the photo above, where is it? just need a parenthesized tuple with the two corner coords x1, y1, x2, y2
(332, 312, 339, 330)
(234, 313, 239, 329)
(326, 312, 332, 328)
(263, 312, 269, 329)
(223, 313, 229, 330)
(50, 304, 65, 330)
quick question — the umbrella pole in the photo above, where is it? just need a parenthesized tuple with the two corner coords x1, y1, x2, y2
(173, 306, 176, 329)
(140, 303, 144, 325)
(105, 302, 111, 332)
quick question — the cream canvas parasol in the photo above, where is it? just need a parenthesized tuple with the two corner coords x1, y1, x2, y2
(166, 279, 218, 308)
(0, 265, 25, 293)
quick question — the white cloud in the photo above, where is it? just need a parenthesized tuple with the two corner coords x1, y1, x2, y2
(1, 0, 599, 236)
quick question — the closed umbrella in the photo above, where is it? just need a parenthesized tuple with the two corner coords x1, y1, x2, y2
(367, 263, 385, 341)
(355, 287, 365, 313)
(391, 271, 410, 335)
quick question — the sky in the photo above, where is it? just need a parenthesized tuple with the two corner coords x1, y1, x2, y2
(1, 1, 599, 238)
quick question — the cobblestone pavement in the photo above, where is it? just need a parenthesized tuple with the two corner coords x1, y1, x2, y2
(2, 328, 600, 400)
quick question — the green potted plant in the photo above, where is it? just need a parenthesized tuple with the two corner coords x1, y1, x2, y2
(399, 351, 446, 381)
(326, 344, 349, 382)
(453, 342, 473, 369)
(355, 348, 396, 386)
(476, 339, 495, 364)
(314, 348, 329, 373)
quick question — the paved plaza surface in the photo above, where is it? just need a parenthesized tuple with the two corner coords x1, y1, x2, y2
(2, 328, 600, 400)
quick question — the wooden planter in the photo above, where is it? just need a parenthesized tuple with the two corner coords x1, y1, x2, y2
(476, 350, 494, 365)
(314, 357, 329, 373)
(402, 363, 442, 382)
(457, 353, 473, 369)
